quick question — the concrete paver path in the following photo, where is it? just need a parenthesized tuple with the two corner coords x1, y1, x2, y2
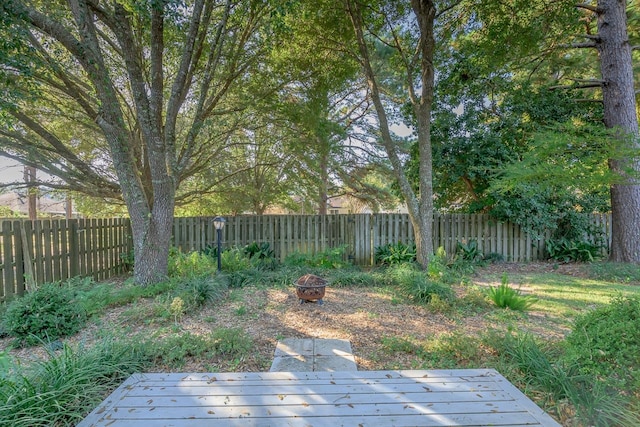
(269, 338, 357, 372)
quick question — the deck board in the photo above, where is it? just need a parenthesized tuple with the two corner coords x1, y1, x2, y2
(78, 369, 561, 427)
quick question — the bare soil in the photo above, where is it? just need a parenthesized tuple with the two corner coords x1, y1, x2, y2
(1, 262, 589, 373)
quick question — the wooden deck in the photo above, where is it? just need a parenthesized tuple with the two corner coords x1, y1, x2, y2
(77, 369, 561, 426)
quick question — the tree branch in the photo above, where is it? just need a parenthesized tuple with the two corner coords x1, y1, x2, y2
(575, 3, 600, 13)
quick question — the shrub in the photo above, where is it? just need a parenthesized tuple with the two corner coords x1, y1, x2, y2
(168, 248, 217, 277)
(243, 241, 275, 260)
(406, 278, 454, 304)
(375, 242, 416, 265)
(501, 332, 640, 427)
(455, 239, 482, 262)
(2, 283, 87, 346)
(565, 295, 640, 391)
(427, 247, 450, 281)
(487, 274, 536, 311)
(545, 238, 603, 263)
(221, 247, 252, 272)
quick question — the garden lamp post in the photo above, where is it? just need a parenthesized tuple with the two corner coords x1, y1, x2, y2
(213, 217, 226, 272)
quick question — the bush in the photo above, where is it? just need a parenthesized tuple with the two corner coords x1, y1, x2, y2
(221, 247, 252, 272)
(455, 239, 482, 262)
(500, 332, 640, 427)
(168, 248, 217, 277)
(565, 295, 640, 391)
(143, 332, 213, 368)
(545, 237, 603, 263)
(375, 242, 416, 265)
(2, 283, 87, 346)
(243, 241, 275, 260)
(487, 274, 536, 311)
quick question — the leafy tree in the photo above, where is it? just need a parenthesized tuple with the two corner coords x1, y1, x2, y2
(0, 0, 277, 284)
(342, 0, 441, 267)
(588, 0, 640, 262)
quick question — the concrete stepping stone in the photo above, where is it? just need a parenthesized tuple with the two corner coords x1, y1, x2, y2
(269, 338, 357, 372)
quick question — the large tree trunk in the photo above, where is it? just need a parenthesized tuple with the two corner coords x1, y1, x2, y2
(597, 0, 640, 262)
(129, 193, 175, 285)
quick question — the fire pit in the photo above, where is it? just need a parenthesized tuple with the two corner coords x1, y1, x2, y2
(294, 274, 327, 305)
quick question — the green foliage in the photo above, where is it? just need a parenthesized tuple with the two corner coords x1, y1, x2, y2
(589, 262, 640, 284)
(455, 239, 482, 262)
(427, 247, 455, 282)
(2, 283, 87, 346)
(545, 238, 603, 263)
(177, 275, 228, 308)
(119, 249, 135, 272)
(75, 279, 174, 317)
(243, 242, 279, 270)
(210, 328, 252, 357)
(381, 336, 423, 355)
(375, 242, 416, 265)
(501, 332, 639, 427)
(284, 246, 350, 269)
(328, 268, 380, 288)
(406, 278, 454, 305)
(385, 263, 454, 304)
(221, 248, 252, 272)
(487, 274, 536, 311)
(142, 332, 212, 369)
(226, 268, 266, 288)
(565, 296, 640, 391)
(0, 341, 147, 427)
(244, 241, 275, 260)
(168, 248, 218, 278)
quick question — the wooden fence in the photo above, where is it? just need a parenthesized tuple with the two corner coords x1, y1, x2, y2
(173, 214, 612, 265)
(1, 213, 612, 301)
(0, 218, 132, 302)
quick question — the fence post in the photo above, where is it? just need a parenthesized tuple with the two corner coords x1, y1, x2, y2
(69, 219, 79, 278)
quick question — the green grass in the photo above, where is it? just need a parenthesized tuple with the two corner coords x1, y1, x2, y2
(480, 271, 640, 325)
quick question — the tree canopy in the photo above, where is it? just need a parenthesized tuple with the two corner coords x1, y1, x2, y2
(0, 0, 638, 280)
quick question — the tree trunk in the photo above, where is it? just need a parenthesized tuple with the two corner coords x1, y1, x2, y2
(597, 0, 640, 262)
(129, 198, 174, 286)
(318, 145, 329, 215)
(24, 166, 37, 221)
(345, 0, 436, 268)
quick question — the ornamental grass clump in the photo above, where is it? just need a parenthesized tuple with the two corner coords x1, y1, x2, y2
(487, 274, 536, 311)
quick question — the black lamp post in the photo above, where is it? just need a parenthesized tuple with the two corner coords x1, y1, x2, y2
(213, 216, 226, 272)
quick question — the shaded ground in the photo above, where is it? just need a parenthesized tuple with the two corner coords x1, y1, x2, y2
(2, 262, 591, 373)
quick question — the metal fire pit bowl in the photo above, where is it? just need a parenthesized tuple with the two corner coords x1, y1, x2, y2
(294, 274, 327, 305)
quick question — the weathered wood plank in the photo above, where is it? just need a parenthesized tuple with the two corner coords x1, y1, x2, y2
(78, 370, 561, 427)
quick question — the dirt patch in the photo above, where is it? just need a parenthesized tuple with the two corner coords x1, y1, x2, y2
(1, 264, 574, 372)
